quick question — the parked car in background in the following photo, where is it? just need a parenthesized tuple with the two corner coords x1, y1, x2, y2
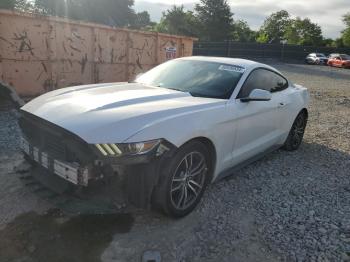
(327, 54, 350, 68)
(328, 53, 338, 58)
(19, 57, 309, 217)
(305, 53, 328, 65)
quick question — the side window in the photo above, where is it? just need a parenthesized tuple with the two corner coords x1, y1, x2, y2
(271, 72, 288, 92)
(237, 69, 288, 98)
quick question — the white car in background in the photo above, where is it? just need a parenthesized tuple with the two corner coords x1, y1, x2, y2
(305, 53, 328, 65)
(19, 57, 309, 217)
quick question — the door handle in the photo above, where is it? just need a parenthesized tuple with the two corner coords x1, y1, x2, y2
(277, 102, 286, 108)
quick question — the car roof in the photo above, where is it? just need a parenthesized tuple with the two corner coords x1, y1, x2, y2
(177, 56, 276, 72)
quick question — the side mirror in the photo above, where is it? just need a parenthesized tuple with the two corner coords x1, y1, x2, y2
(240, 89, 272, 103)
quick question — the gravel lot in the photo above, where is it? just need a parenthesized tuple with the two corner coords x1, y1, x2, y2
(0, 63, 349, 262)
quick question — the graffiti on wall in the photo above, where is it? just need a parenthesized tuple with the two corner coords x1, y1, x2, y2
(0, 10, 195, 97)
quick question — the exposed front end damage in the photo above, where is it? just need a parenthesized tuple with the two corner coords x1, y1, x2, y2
(19, 110, 176, 210)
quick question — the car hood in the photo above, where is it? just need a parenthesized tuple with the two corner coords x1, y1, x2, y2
(21, 82, 224, 143)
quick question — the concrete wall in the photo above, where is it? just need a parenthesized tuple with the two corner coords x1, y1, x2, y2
(0, 10, 196, 97)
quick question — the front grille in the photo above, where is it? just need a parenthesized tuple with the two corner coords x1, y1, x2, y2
(19, 113, 66, 160)
(45, 132, 65, 158)
(19, 111, 95, 165)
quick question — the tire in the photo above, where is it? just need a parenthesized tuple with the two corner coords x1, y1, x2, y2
(153, 141, 211, 218)
(282, 111, 308, 151)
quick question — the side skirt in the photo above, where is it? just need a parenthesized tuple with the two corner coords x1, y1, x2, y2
(215, 144, 282, 182)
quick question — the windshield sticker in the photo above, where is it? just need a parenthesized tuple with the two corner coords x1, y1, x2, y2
(218, 64, 246, 73)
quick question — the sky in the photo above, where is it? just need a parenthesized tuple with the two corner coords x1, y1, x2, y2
(134, 0, 350, 39)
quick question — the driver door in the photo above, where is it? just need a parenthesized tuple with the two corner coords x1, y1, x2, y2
(230, 68, 285, 166)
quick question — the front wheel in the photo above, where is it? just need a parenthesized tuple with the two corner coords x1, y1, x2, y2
(282, 111, 308, 151)
(153, 141, 211, 218)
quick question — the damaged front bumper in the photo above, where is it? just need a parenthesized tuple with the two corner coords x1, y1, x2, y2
(20, 134, 176, 210)
(18, 110, 178, 210)
(20, 137, 89, 186)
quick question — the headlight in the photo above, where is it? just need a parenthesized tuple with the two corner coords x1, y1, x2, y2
(94, 140, 161, 157)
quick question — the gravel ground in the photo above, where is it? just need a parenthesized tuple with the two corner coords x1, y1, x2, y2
(0, 108, 21, 156)
(0, 63, 349, 262)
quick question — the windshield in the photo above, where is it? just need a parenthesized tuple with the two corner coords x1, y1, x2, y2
(135, 60, 244, 99)
(316, 53, 326, 57)
(340, 54, 350, 60)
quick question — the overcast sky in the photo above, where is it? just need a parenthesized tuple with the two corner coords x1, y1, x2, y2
(134, 0, 350, 39)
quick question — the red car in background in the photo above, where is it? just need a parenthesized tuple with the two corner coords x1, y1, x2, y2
(327, 54, 350, 68)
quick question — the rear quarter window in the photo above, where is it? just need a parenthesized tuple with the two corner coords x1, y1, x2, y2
(237, 68, 288, 98)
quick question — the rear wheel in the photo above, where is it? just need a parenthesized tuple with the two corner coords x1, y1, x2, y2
(153, 141, 211, 218)
(282, 111, 307, 151)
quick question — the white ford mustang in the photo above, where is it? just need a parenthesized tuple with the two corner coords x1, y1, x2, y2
(20, 56, 309, 217)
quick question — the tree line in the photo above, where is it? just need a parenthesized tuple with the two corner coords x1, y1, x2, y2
(1, 0, 349, 47)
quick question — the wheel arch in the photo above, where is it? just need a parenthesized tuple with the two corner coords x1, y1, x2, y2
(300, 108, 308, 119)
(180, 136, 217, 182)
(151, 136, 217, 215)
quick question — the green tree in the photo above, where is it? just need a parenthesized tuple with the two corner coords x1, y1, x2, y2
(256, 32, 269, 43)
(322, 38, 335, 47)
(341, 13, 350, 47)
(343, 12, 350, 27)
(194, 0, 233, 41)
(155, 5, 199, 37)
(333, 38, 344, 48)
(130, 11, 153, 30)
(34, 0, 74, 17)
(284, 17, 323, 46)
(34, 0, 136, 27)
(231, 20, 256, 42)
(0, 0, 16, 9)
(0, 0, 33, 11)
(258, 10, 291, 43)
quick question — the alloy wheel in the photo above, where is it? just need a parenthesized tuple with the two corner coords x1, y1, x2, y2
(170, 151, 207, 210)
(291, 115, 306, 147)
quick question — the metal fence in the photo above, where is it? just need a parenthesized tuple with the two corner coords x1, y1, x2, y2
(193, 41, 350, 61)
